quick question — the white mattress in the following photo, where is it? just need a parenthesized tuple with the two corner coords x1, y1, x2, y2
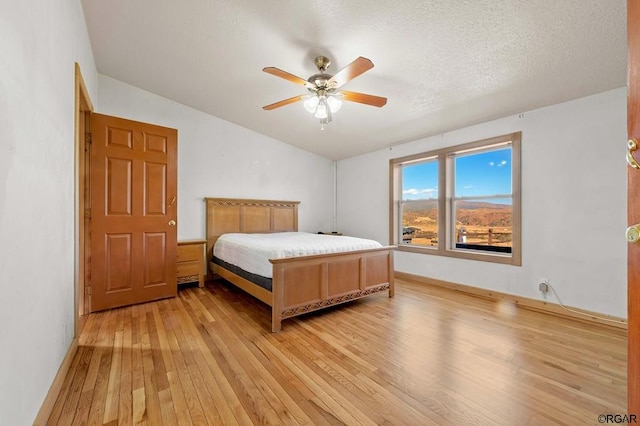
(213, 232, 383, 278)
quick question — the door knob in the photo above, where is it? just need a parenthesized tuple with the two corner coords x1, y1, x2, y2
(627, 139, 640, 169)
(627, 224, 640, 243)
(168, 220, 176, 227)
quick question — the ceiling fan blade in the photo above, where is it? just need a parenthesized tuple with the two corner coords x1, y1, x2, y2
(328, 57, 374, 89)
(262, 95, 306, 110)
(341, 90, 387, 107)
(263, 67, 314, 88)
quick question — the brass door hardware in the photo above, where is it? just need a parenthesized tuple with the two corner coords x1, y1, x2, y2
(627, 139, 640, 169)
(627, 224, 640, 243)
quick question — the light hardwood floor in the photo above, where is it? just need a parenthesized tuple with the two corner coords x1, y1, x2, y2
(47, 278, 627, 425)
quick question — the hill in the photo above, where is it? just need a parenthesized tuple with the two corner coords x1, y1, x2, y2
(403, 200, 511, 228)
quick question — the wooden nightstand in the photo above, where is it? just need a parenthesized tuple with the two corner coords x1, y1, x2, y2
(177, 239, 206, 288)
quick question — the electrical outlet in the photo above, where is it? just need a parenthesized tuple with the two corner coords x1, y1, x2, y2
(538, 279, 549, 295)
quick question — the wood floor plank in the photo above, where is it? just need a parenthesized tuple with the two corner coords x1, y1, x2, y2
(48, 312, 101, 425)
(68, 314, 104, 425)
(86, 309, 117, 425)
(261, 331, 379, 426)
(48, 279, 627, 425)
(289, 325, 440, 426)
(153, 302, 190, 421)
(46, 345, 89, 426)
(139, 303, 164, 426)
(130, 304, 146, 425)
(117, 306, 133, 426)
(197, 294, 315, 425)
(158, 388, 178, 425)
(162, 304, 208, 425)
(171, 295, 227, 425)
(102, 308, 124, 424)
(178, 291, 255, 425)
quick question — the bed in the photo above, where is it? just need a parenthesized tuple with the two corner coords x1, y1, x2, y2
(205, 197, 395, 332)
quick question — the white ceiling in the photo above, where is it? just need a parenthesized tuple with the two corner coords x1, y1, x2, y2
(81, 0, 627, 160)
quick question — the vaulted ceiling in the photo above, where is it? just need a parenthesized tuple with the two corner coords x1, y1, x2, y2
(81, 0, 627, 160)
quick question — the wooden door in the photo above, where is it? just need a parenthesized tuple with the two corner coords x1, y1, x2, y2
(629, 0, 640, 414)
(90, 113, 177, 311)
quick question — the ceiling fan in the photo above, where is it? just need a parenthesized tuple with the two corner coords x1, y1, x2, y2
(262, 56, 387, 129)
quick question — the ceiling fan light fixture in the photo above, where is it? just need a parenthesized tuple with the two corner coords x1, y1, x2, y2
(303, 95, 319, 113)
(306, 93, 341, 119)
(314, 97, 329, 119)
(326, 95, 342, 113)
(263, 55, 386, 129)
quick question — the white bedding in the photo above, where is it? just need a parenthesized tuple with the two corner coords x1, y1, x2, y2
(213, 232, 383, 278)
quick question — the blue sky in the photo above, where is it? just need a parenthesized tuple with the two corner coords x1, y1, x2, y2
(402, 147, 512, 200)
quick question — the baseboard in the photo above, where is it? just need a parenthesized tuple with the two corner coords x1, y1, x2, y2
(395, 271, 627, 330)
(32, 336, 79, 425)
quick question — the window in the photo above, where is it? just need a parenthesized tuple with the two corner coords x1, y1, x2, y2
(390, 132, 521, 265)
(399, 157, 439, 248)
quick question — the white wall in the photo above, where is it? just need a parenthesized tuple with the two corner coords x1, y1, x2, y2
(337, 88, 627, 318)
(97, 75, 336, 238)
(0, 4, 625, 423)
(0, 1, 98, 424)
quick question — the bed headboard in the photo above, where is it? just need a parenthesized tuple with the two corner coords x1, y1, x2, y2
(204, 197, 300, 259)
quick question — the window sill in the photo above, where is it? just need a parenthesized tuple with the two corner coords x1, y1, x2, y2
(395, 243, 521, 266)
(454, 243, 512, 254)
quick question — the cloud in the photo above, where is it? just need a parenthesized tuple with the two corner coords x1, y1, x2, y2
(489, 162, 495, 166)
(497, 160, 508, 167)
(403, 188, 437, 198)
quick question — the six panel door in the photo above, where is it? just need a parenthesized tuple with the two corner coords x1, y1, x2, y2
(90, 113, 177, 311)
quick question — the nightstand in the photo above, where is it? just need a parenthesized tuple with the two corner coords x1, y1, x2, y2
(177, 239, 206, 287)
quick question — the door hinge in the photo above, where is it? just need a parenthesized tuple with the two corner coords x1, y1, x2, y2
(85, 132, 92, 145)
(84, 208, 91, 219)
(85, 285, 92, 295)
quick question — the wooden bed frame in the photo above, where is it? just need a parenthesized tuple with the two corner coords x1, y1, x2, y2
(205, 197, 394, 332)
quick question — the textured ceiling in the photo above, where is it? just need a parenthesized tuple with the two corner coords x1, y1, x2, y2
(81, 0, 627, 160)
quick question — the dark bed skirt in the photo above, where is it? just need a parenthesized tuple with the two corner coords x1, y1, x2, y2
(212, 256, 273, 291)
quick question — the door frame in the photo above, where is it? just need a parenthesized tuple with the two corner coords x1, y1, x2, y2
(74, 63, 93, 335)
(629, 0, 640, 414)
(32, 63, 95, 425)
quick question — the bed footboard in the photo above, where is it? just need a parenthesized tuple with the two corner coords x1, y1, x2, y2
(270, 247, 394, 332)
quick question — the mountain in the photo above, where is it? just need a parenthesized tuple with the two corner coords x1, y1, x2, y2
(403, 200, 511, 228)
(403, 199, 509, 211)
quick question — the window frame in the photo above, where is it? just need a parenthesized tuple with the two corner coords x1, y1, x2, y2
(389, 132, 522, 266)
